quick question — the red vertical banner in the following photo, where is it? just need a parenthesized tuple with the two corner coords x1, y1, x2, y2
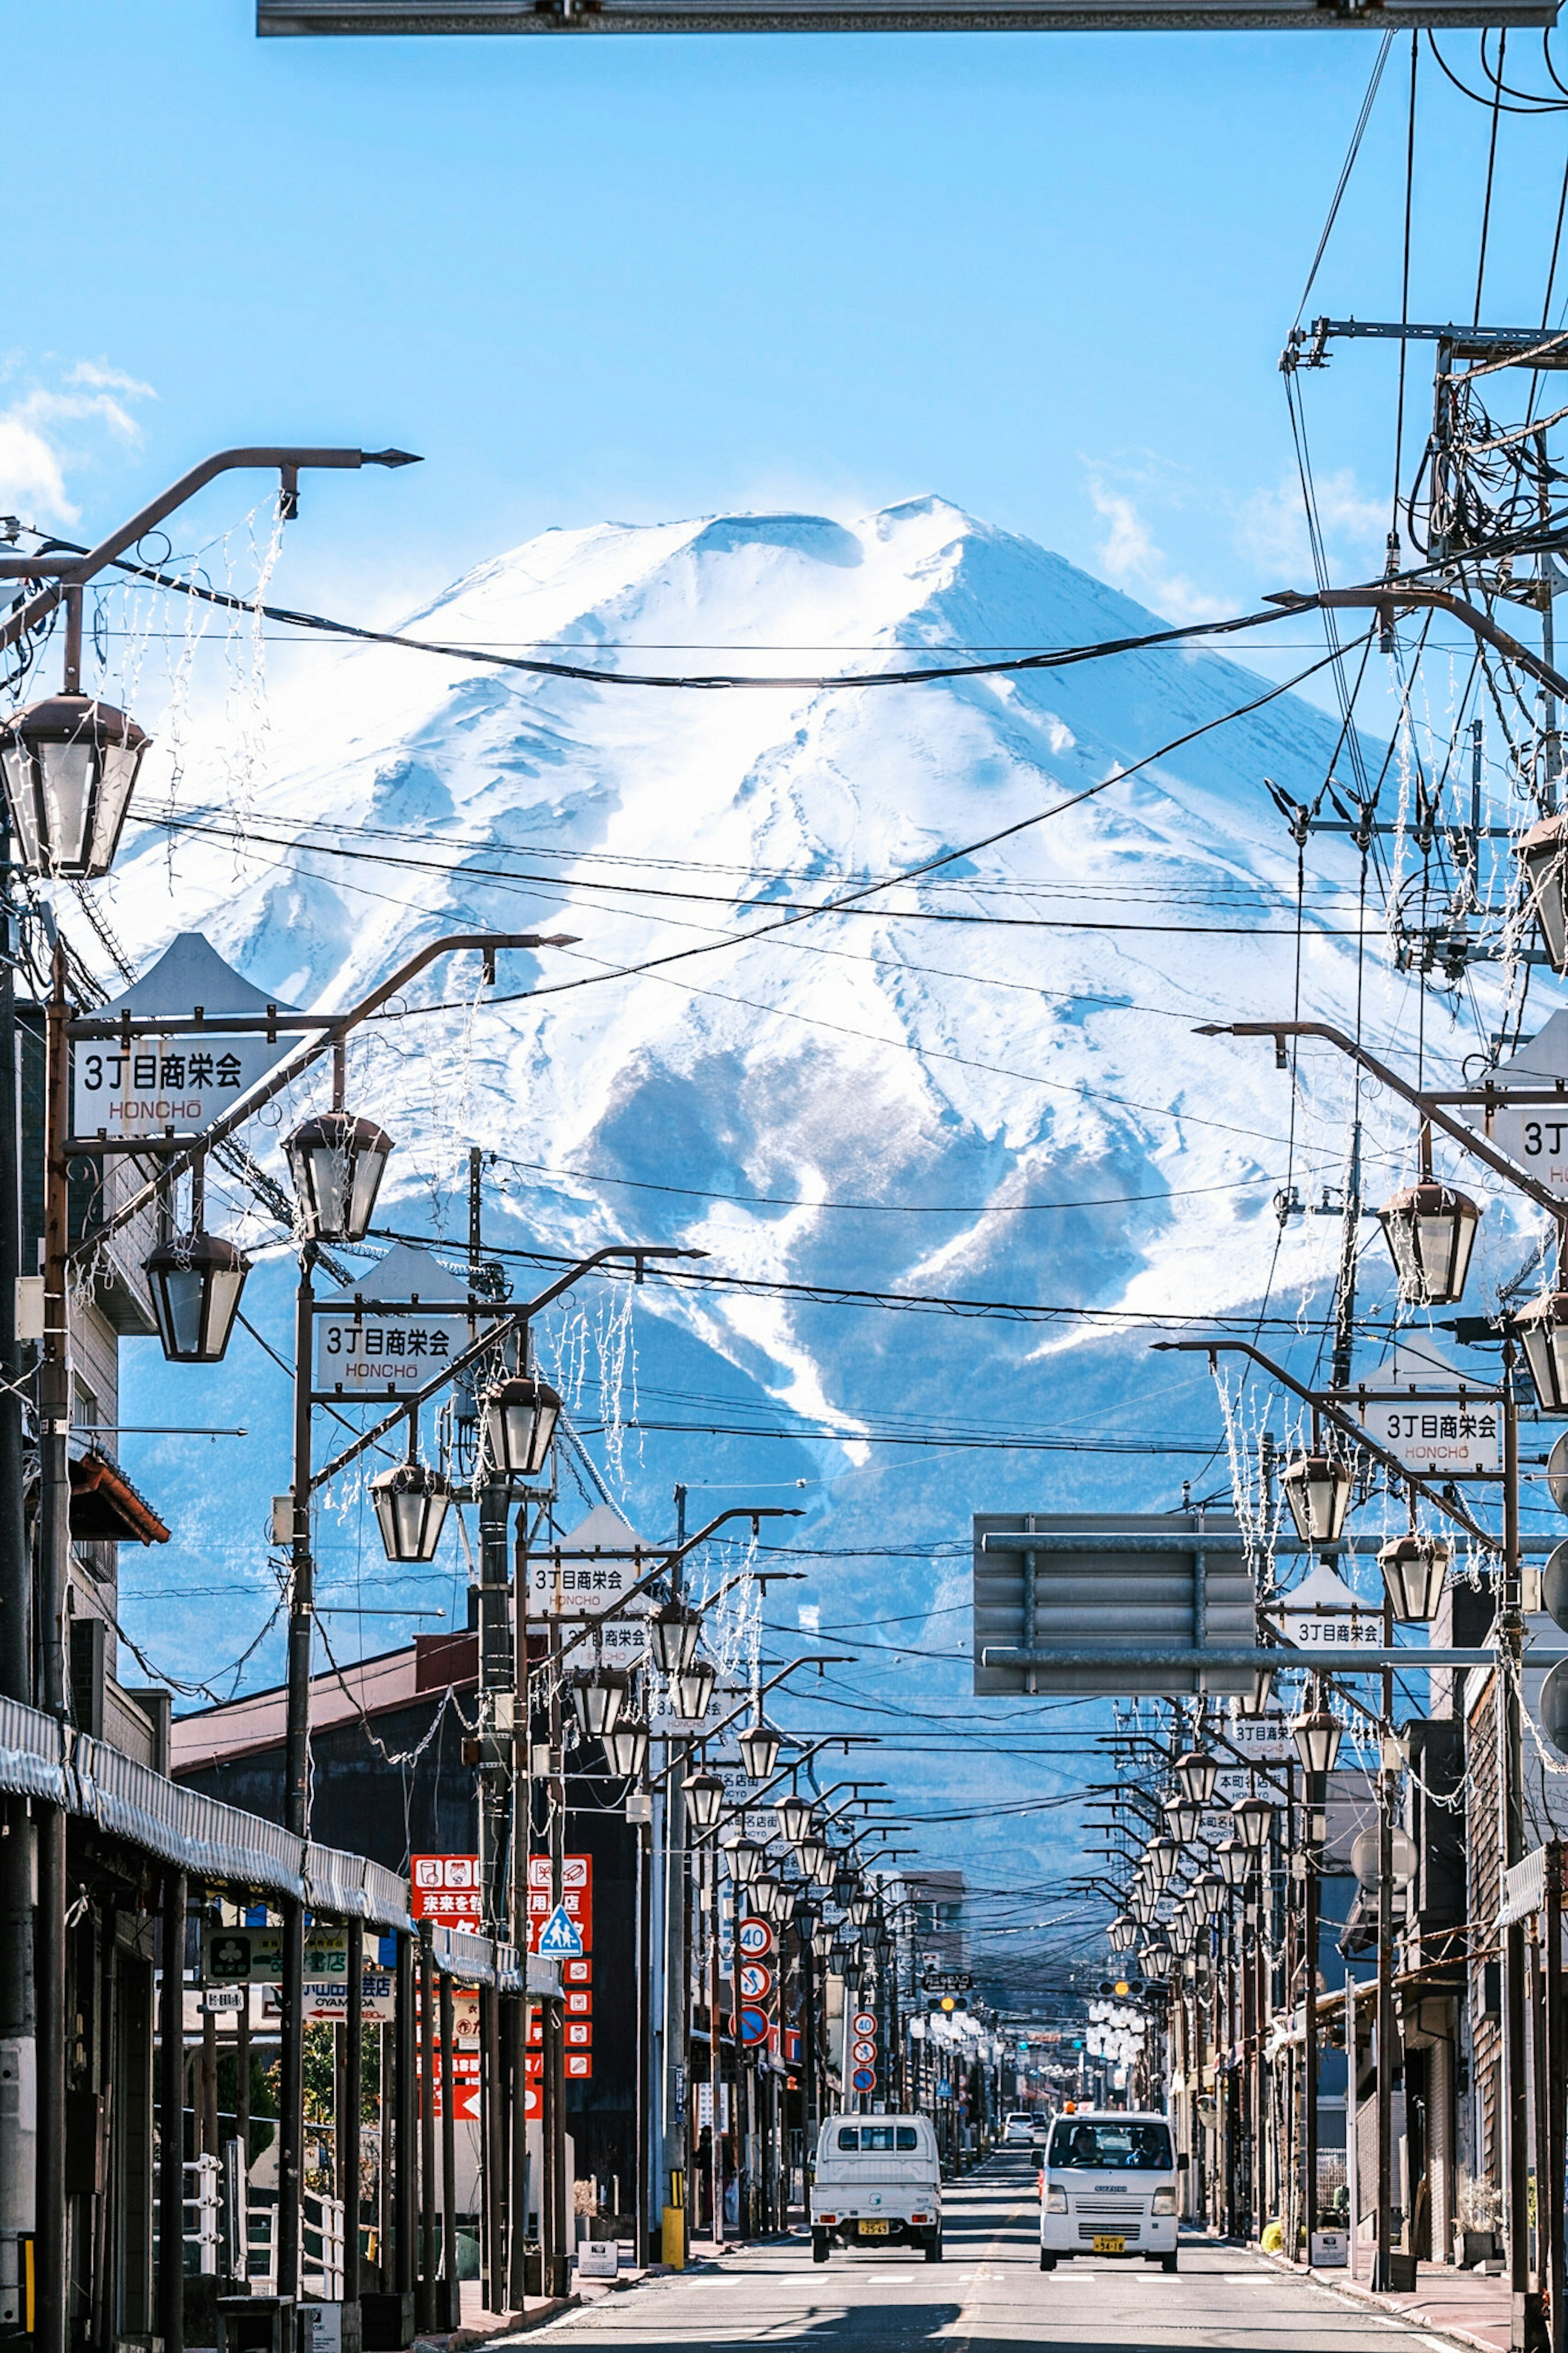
(527, 1862, 594, 2078)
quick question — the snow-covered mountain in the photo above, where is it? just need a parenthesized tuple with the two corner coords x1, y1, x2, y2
(100, 495, 1496, 1953)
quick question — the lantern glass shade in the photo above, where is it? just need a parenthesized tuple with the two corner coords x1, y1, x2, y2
(1232, 1795, 1274, 1851)
(672, 1659, 715, 1722)
(1149, 1837, 1180, 1887)
(751, 1875, 782, 1920)
(1174, 1749, 1220, 1806)
(1165, 1796, 1201, 1845)
(1379, 1534, 1451, 1624)
(685, 1772, 726, 1831)
(1108, 1915, 1136, 1951)
(1519, 1294, 1568, 1414)
(1142, 1941, 1172, 1978)
(730, 1838, 765, 1887)
(1282, 1452, 1353, 1545)
(601, 1720, 648, 1780)
(833, 1871, 858, 1908)
(1377, 1181, 1481, 1307)
(1216, 1838, 1247, 1887)
(849, 1893, 874, 1927)
(739, 1719, 782, 1781)
(145, 1231, 250, 1363)
(1516, 810, 1568, 973)
(795, 1912, 820, 1954)
(479, 1376, 562, 1479)
(368, 1462, 452, 1565)
(1349, 1824, 1418, 1890)
(0, 693, 151, 879)
(796, 1836, 829, 1880)
(778, 1795, 815, 1846)
(284, 1112, 395, 1243)
(648, 1601, 704, 1675)
(569, 1668, 629, 1743)
(1291, 1707, 1342, 1778)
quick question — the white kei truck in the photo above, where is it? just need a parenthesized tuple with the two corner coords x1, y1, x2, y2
(809, 2114, 943, 2262)
(1037, 2109, 1183, 2272)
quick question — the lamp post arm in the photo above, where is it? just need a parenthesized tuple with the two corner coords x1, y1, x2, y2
(1152, 1335, 1497, 1553)
(70, 929, 577, 1264)
(0, 445, 419, 655)
(1285, 585, 1568, 706)
(640, 1659, 861, 1803)
(1197, 1017, 1568, 1232)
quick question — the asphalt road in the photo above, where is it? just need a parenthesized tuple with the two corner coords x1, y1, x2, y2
(540, 2151, 1463, 2353)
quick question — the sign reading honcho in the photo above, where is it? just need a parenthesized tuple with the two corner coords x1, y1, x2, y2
(314, 1242, 480, 1397)
(73, 932, 305, 1142)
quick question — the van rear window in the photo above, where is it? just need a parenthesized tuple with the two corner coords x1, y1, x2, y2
(835, 2126, 919, 2150)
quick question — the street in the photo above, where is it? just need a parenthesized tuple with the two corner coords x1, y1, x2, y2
(544, 2154, 1452, 2353)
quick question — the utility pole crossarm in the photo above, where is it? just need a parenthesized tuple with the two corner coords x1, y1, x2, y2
(1196, 1017, 1568, 1229)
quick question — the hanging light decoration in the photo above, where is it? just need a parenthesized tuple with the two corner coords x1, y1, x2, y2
(672, 1659, 716, 1721)
(601, 1719, 648, 1780)
(684, 1772, 726, 1831)
(1379, 1532, 1451, 1624)
(1290, 1704, 1342, 1778)
(479, 1374, 563, 1479)
(568, 1667, 630, 1743)
(0, 692, 151, 878)
(1516, 809, 1568, 972)
(1174, 1749, 1220, 1806)
(1376, 1180, 1481, 1307)
(1231, 1795, 1274, 1851)
(648, 1601, 704, 1675)
(739, 1719, 782, 1781)
(284, 1111, 395, 1243)
(1517, 1291, 1568, 1414)
(1281, 1451, 1354, 1545)
(368, 1461, 452, 1565)
(145, 1230, 251, 1364)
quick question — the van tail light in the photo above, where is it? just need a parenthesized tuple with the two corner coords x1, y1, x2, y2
(910, 2214, 927, 2224)
(820, 2215, 837, 2225)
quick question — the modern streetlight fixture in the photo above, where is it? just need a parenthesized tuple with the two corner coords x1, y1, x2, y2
(685, 1772, 726, 1831)
(284, 1110, 395, 1243)
(1291, 1704, 1342, 1777)
(1516, 1289, 1568, 1414)
(601, 1719, 649, 1780)
(1376, 1177, 1481, 1306)
(1281, 1450, 1353, 1544)
(368, 1459, 452, 1565)
(0, 691, 152, 878)
(479, 1373, 562, 1479)
(1378, 1532, 1451, 1623)
(145, 1229, 251, 1363)
(568, 1667, 630, 1743)
(648, 1600, 704, 1675)
(1232, 1795, 1274, 1851)
(1517, 809, 1568, 972)
(739, 1719, 782, 1780)
(1174, 1749, 1220, 1805)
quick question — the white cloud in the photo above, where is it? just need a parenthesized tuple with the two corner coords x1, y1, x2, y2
(1088, 480, 1229, 623)
(0, 361, 157, 524)
(1234, 468, 1387, 580)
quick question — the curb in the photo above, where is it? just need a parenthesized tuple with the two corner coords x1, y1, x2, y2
(1258, 2244, 1507, 2353)
(432, 2295, 582, 2349)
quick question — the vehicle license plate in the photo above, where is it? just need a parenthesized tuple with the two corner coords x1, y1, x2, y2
(1091, 2234, 1125, 2255)
(860, 2221, 891, 2236)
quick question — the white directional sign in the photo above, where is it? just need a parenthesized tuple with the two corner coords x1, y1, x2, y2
(1470, 1011, 1568, 1195)
(1341, 1343, 1503, 1479)
(523, 1503, 654, 1619)
(1275, 1559, 1382, 1651)
(314, 1242, 477, 1397)
(73, 932, 304, 1141)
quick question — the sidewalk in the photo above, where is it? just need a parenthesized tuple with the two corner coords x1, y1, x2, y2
(1267, 2241, 1512, 2353)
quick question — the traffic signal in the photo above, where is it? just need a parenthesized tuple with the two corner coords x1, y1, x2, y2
(931, 1993, 967, 2014)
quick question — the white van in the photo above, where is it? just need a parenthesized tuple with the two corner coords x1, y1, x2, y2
(1037, 2110, 1183, 2273)
(809, 2114, 943, 2262)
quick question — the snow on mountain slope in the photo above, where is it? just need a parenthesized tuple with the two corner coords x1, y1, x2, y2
(101, 496, 1466, 1924)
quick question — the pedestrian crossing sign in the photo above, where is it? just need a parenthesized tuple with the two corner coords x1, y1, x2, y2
(537, 1904, 585, 1958)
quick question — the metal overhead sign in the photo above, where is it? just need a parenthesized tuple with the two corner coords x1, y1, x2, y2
(314, 1242, 479, 1397)
(1469, 1011, 1568, 1193)
(72, 932, 305, 1142)
(260, 0, 1559, 34)
(972, 1512, 1264, 1699)
(1338, 1342, 1504, 1479)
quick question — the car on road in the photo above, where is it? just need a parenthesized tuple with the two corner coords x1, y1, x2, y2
(1002, 2112, 1037, 2145)
(809, 2114, 943, 2262)
(1037, 2109, 1183, 2273)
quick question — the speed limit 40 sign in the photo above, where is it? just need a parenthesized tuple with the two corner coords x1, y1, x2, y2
(852, 2010, 877, 2037)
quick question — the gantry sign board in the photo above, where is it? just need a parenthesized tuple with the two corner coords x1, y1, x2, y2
(972, 1512, 1262, 1699)
(261, 0, 1557, 29)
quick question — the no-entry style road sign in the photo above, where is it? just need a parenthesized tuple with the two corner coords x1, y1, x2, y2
(852, 2067, 876, 2093)
(738, 1962, 773, 2002)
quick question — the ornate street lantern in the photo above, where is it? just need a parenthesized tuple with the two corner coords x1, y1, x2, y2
(1291, 1705, 1342, 1778)
(1142, 1940, 1172, 1978)
(145, 1230, 250, 1363)
(1377, 1179, 1481, 1307)
(849, 1893, 874, 1927)
(1516, 809, 1568, 972)
(797, 1835, 829, 1881)
(1281, 1451, 1353, 1545)
(750, 1874, 783, 1920)
(1231, 1795, 1274, 1851)
(1194, 1872, 1226, 1918)
(795, 1910, 822, 1956)
(601, 1719, 648, 1780)
(1108, 1916, 1136, 1951)
(729, 1839, 766, 1887)
(1174, 1749, 1219, 1806)
(480, 1375, 562, 1479)
(1517, 1291, 1568, 1414)
(368, 1460, 452, 1564)
(1216, 1839, 1247, 1887)
(833, 1869, 858, 1908)
(1164, 1794, 1201, 1845)
(0, 692, 151, 878)
(569, 1667, 630, 1743)
(1147, 1836, 1180, 1887)
(284, 1111, 395, 1243)
(672, 1659, 716, 1721)
(685, 1772, 726, 1831)
(1379, 1532, 1451, 1624)
(778, 1794, 815, 1847)
(739, 1719, 782, 1781)
(648, 1601, 704, 1675)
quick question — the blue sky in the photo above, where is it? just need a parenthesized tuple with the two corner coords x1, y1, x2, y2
(5, 5, 1566, 632)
